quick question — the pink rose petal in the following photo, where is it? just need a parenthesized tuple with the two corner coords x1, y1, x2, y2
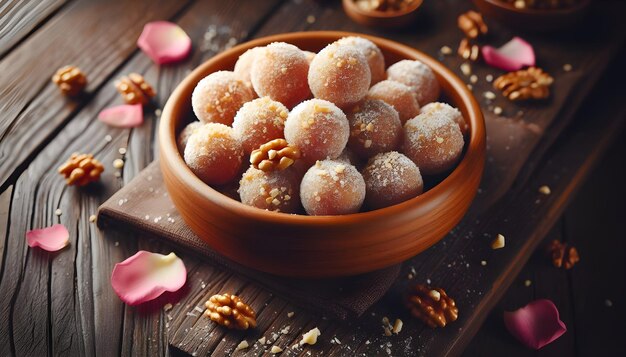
(111, 251, 187, 305)
(482, 37, 536, 71)
(98, 104, 143, 128)
(504, 299, 567, 350)
(26, 224, 70, 252)
(137, 21, 191, 65)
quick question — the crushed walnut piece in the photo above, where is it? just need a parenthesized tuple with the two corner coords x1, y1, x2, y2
(547, 240, 580, 269)
(58, 153, 104, 186)
(250, 138, 301, 172)
(457, 10, 488, 39)
(494, 67, 554, 101)
(405, 284, 458, 328)
(204, 294, 256, 330)
(52, 65, 87, 96)
(458, 38, 480, 62)
(115, 73, 156, 105)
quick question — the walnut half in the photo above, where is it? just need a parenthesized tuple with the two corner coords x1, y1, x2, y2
(58, 153, 104, 186)
(457, 10, 488, 39)
(205, 294, 256, 330)
(52, 65, 87, 96)
(494, 67, 554, 101)
(547, 240, 580, 269)
(405, 284, 458, 328)
(250, 139, 301, 172)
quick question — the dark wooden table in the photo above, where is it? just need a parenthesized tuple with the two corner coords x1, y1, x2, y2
(0, 0, 624, 356)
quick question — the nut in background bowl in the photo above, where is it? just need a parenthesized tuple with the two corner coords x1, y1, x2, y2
(158, 31, 486, 278)
(342, 0, 423, 28)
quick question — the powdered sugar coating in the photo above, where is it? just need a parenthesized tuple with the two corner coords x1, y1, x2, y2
(238, 166, 301, 213)
(387, 60, 440, 105)
(402, 112, 464, 175)
(284, 99, 349, 163)
(336, 36, 385, 84)
(368, 80, 420, 124)
(177, 121, 203, 153)
(308, 42, 371, 108)
(362, 151, 423, 209)
(303, 50, 316, 64)
(191, 71, 254, 125)
(184, 123, 244, 185)
(347, 99, 401, 159)
(232, 97, 288, 154)
(234, 47, 262, 94)
(250, 42, 311, 108)
(420, 102, 468, 135)
(300, 160, 365, 215)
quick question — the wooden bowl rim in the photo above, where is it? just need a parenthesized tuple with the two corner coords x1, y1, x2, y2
(341, 0, 423, 19)
(159, 31, 485, 227)
(478, 0, 591, 16)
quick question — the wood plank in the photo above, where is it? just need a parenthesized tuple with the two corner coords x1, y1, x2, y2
(0, 186, 12, 289)
(0, 0, 69, 59)
(0, 0, 194, 190)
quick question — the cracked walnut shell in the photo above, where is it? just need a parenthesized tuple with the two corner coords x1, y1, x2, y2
(405, 284, 458, 328)
(205, 294, 256, 330)
(250, 139, 301, 172)
(494, 67, 554, 101)
(58, 153, 104, 186)
(52, 65, 87, 96)
(115, 73, 156, 105)
(457, 10, 488, 39)
(547, 240, 579, 269)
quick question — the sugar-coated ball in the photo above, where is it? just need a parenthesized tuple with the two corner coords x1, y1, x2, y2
(184, 123, 244, 185)
(336, 36, 385, 85)
(420, 102, 468, 135)
(234, 47, 262, 93)
(368, 80, 420, 124)
(284, 99, 349, 163)
(177, 121, 203, 153)
(238, 166, 301, 213)
(308, 42, 371, 108)
(300, 160, 365, 215)
(232, 97, 289, 154)
(402, 112, 464, 175)
(250, 42, 311, 108)
(191, 71, 255, 125)
(387, 60, 440, 105)
(347, 99, 401, 159)
(362, 151, 423, 209)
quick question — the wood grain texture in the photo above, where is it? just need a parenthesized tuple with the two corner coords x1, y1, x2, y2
(0, 0, 69, 59)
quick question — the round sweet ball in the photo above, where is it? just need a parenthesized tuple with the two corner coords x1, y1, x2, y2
(232, 97, 289, 154)
(308, 42, 371, 108)
(177, 121, 203, 153)
(234, 47, 262, 92)
(238, 166, 301, 213)
(347, 99, 401, 159)
(284, 99, 349, 163)
(336, 147, 362, 168)
(250, 42, 311, 108)
(303, 50, 316, 64)
(336, 36, 385, 85)
(362, 151, 423, 210)
(402, 112, 464, 175)
(184, 123, 244, 185)
(191, 71, 255, 125)
(420, 102, 468, 135)
(368, 80, 420, 124)
(300, 160, 366, 215)
(386, 60, 440, 105)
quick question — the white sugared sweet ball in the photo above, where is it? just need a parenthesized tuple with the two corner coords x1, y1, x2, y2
(386, 60, 440, 105)
(300, 160, 366, 215)
(191, 71, 255, 125)
(368, 80, 420, 124)
(184, 123, 244, 185)
(336, 36, 385, 85)
(177, 121, 203, 153)
(420, 102, 468, 135)
(232, 97, 289, 154)
(234, 47, 263, 93)
(362, 151, 423, 209)
(347, 99, 401, 159)
(284, 99, 349, 163)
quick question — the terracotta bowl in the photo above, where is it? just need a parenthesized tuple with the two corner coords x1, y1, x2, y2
(159, 31, 486, 278)
(473, 0, 590, 32)
(342, 0, 423, 28)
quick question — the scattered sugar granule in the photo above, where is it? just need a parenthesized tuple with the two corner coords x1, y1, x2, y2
(467, 84, 473, 90)
(306, 15, 316, 24)
(113, 159, 125, 169)
(392, 319, 403, 334)
(104, 135, 112, 142)
(114, 241, 119, 246)
(270, 346, 283, 354)
(89, 214, 97, 223)
(605, 299, 613, 307)
(155, 109, 162, 116)
(538, 185, 551, 195)
(563, 64, 573, 72)
(164, 303, 173, 311)
(55, 208, 62, 216)
(114, 171, 121, 178)
(491, 234, 505, 249)
(460, 63, 471, 76)
(470, 75, 478, 84)
(440, 46, 453, 55)
(235, 340, 249, 351)
(493, 106, 503, 115)
(486, 74, 494, 82)
(118, 147, 127, 155)
(484, 91, 496, 100)
(480, 260, 487, 266)
(118, 199, 124, 206)
(524, 280, 532, 287)
(287, 311, 295, 318)
(299, 327, 321, 345)
(258, 337, 266, 344)
(281, 325, 291, 334)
